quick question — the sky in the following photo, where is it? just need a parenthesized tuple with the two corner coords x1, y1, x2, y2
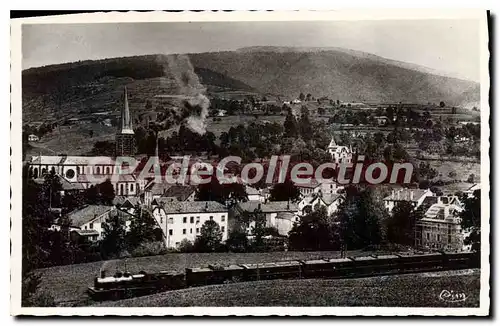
(22, 20, 481, 81)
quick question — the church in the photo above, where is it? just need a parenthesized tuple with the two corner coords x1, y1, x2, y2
(26, 87, 144, 197)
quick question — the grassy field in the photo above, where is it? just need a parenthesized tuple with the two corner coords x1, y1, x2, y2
(95, 269, 480, 307)
(37, 250, 371, 305)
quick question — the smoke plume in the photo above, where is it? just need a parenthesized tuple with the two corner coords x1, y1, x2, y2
(161, 54, 210, 135)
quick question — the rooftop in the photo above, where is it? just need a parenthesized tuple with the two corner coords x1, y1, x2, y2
(163, 185, 196, 201)
(160, 201, 227, 215)
(66, 205, 115, 227)
(237, 200, 298, 213)
(384, 188, 430, 202)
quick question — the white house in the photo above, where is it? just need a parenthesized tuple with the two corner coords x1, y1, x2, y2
(232, 201, 299, 237)
(298, 193, 342, 216)
(383, 188, 433, 212)
(326, 137, 352, 164)
(152, 201, 228, 249)
(64, 205, 133, 242)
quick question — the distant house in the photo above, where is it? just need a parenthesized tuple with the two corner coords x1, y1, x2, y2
(383, 188, 433, 212)
(245, 185, 267, 202)
(28, 134, 39, 142)
(298, 193, 342, 216)
(231, 201, 299, 237)
(374, 116, 389, 126)
(464, 184, 480, 198)
(326, 137, 352, 164)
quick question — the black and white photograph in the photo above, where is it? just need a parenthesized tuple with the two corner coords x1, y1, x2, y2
(10, 10, 490, 316)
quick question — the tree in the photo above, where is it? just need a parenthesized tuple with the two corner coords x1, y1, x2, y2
(269, 179, 301, 203)
(299, 106, 313, 141)
(336, 187, 386, 250)
(299, 92, 305, 101)
(289, 205, 337, 251)
(194, 220, 223, 252)
(98, 179, 115, 205)
(195, 178, 247, 206)
(283, 109, 299, 138)
(178, 239, 195, 253)
(226, 228, 249, 253)
(439, 101, 446, 108)
(386, 201, 424, 246)
(100, 213, 127, 258)
(460, 190, 481, 252)
(467, 174, 475, 183)
(126, 206, 158, 249)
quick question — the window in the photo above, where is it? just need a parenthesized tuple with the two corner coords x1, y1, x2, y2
(160, 216, 163, 224)
(209, 216, 213, 221)
(183, 229, 186, 235)
(120, 184, 124, 195)
(221, 215, 225, 222)
(106, 167, 111, 174)
(196, 228, 200, 234)
(169, 229, 173, 236)
(65, 169, 75, 179)
(168, 217, 173, 224)
(130, 183, 134, 192)
(96, 167, 100, 174)
(221, 226, 225, 233)
(76, 166, 80, 175)
(448, 235, 452, 243)
(437, 234, 441, 242)
(89, 223, 94, 229)
(426, 233, 430, 240)
(190, 216, 194, 223)
(84, 226, 87, 230)
(183, 217, 187, 223)
(196, 216, 200, 223)
(190, 228, 193, 234)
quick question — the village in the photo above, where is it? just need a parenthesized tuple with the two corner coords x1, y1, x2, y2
(23, 87, 481, 263)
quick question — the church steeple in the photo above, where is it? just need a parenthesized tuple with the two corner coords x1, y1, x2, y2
(115, 86, 136, 157)
(120, 87, 134, 135)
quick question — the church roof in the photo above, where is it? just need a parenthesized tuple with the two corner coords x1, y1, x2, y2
(119, 87, 134, 135)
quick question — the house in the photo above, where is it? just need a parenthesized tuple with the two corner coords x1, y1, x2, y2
(217, 110, 227, 117)
(152, 201, 228, 249)
(232, 201, 299, 237)
(464, 184, 480, 198)
(295, 179, 339, 198)
(163, 185, 196, 202)
(415, 195, 466, 251)
(326, 137, 352, 164)
(33, 174, 86, 197)
(383, 188, 433, 212)
(374, 116, 389, 126)
(298, 193, 342, 216)
(28, 134, 39, 142)
(64, 205, 132, 242)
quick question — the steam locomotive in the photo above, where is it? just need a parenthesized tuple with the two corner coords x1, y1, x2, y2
(88, 251, 479, 301)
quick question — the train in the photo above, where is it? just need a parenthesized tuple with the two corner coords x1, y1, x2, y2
(87, 251, 480, 301)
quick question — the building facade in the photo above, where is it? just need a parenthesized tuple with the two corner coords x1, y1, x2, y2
(152, 201, 228, 248)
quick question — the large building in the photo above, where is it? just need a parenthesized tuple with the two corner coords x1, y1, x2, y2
(26, 87, 141, 196)
(152, 201, 228, 248)
(415, 195, 467, 251)
(115, 87, 136, 157)
(383, 188, 433, 212)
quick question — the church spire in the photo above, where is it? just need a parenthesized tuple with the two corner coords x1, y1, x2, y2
(120, 87, 134, 135)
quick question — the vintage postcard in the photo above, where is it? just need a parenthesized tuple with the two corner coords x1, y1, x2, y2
(10, 10, 490, 316)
